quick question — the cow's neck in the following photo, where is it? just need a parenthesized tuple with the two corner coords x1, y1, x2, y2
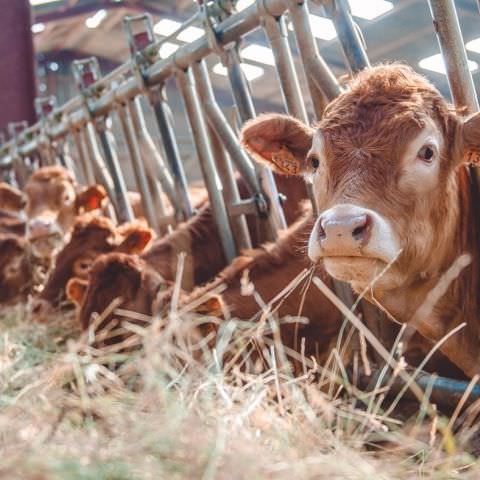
(371, 166, 480, 375)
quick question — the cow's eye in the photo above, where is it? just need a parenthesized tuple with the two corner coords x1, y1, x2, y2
(417, 145, 436, 163)
(308, 154, 320, 170)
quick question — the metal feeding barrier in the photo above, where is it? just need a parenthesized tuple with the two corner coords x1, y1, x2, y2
(1, 0, 479, 406)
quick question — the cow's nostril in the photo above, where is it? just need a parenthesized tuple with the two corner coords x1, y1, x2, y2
(318, 220, 327, 241)
(352, 214, 372, 243)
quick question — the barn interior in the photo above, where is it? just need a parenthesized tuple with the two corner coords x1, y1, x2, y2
(3, 0, 480, 184)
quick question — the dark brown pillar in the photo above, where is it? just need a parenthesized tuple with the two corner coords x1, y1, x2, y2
(0, 0, 36, 130)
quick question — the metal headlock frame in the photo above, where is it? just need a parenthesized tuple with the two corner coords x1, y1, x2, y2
(1, 0, 479, 396)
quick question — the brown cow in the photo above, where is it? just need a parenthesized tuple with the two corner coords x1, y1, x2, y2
(239, 63, 480, 377)
(23, 166, 106, 259)
(0, 234, 31, 304)
(0, 183, 26, 236)
(29, 214, 153, 321)
(67, 211, 341, 358)
(33, 174, 307, 318)
(67, 207, 461, 377)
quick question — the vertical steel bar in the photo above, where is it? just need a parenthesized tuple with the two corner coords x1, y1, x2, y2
(95, 117, 134, 223)
(262, 13, 309, 123)
(150, 86, 194, 220)
(176, 67, 237, 262)
(192, 60, 252, 251)
(130, 96, 178, 209)
(427, 0, 479, 113)
(72, 127, 96, 185)
(117, 101, 160, 233)
(287, 0, 341, 117)
(323, 0, 370, 73)
(193, 62, 259, 194)
(147, 174, 173, 230)
(224, 47, 287, 239)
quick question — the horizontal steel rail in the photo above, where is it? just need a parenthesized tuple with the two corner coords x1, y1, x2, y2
(0, 0, 333, 164)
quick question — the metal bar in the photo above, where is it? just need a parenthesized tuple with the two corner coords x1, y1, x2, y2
(91, 119, 132, 223)
(150, 86, 194, 220)
(72, 127, 96, 185)
(192, 60, 252, 251)
(83, 123, 115, 197)
(129, 96, 178, 209)
(176, 67, 237, 262)
(224, 46, 287, 239)
(427, 0, 479, 113)
(117, 101, 160, 232)
(323, 0, 370, 73)
(356, 367, 480, 410)
(262, 13, 309, 123)
(287, 0, 341, 116)
(147, 174, 171, 233)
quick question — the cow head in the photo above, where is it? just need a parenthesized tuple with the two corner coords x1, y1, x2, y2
(66, 253, 171, 342)
(30, 214, 153, 322)
(241, 64, 480, 300)
(0, 234, 31, 304)
(24, 166, 106, 258)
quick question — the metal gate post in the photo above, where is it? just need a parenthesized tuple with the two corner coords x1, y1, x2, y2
(223, 46, 287, 239)
(287, 0, 342, 117)
(84, 123, 115, 196)
(192, 60, 252, 251)
(176, 67, 237, 262)
(150, 86, 194, 220)
(129, 96, 178, 211)
(117, 100, 161, 232)
(322, 0, 370, 73)
(427, 0, 479, 113)
(72, 126, 96, 185)
(193, 61, 259, 195)
(261, 11, 309, 123)
(95, 116, 135, 223)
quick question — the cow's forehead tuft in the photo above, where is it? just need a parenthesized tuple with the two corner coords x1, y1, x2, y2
(27, 166, 76, 186)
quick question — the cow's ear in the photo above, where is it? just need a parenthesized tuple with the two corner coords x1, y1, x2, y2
(116, 227, 153, 254)
(240, 113, 314, 175)
(66, 278, 88, 307)
(459, 112, 480, 164)
(195, 295, 224, 317)
(0, 183, 26, 212)
(76, 185, 107, 212)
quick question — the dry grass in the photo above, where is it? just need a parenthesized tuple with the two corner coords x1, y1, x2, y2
(1, 279, 480, 480)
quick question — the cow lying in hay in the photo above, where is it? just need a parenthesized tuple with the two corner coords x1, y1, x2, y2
(240, 63, 480, 377)
(29, 174, 308, 319)
(67, 204, 460, 376)
(30, 214, 154, 320)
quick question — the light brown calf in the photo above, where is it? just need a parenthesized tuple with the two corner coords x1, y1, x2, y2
(23, 166, 106, 259)
(240, 63, 480, 377)
(30, 214, 153, 321)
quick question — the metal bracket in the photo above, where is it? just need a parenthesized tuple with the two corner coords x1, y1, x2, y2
(123, 14, 158, 92)
(35, 96, 57, 160)
(72, 57, 105, 120)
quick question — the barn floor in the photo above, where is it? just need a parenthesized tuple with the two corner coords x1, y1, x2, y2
(1, 301, 480, 479)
